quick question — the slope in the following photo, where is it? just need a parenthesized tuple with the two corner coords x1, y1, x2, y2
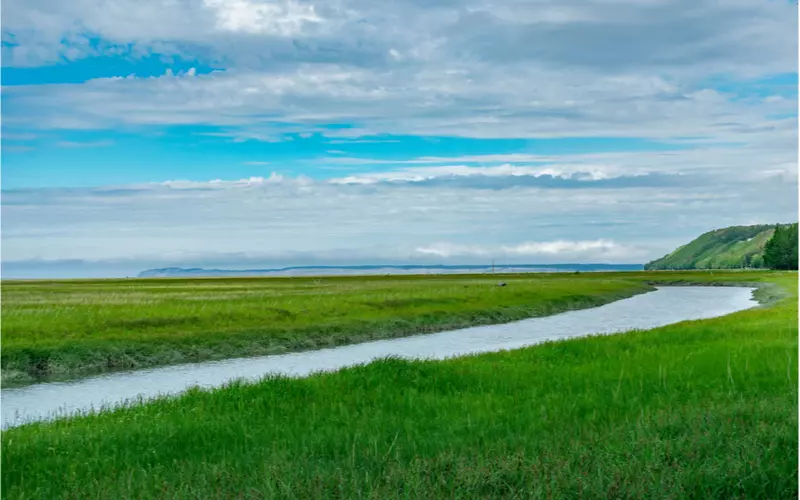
(645, 224, 776, 270)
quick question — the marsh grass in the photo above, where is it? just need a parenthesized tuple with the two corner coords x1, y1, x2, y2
(2, 273, 654, 383)
(1, 272, 796, 499)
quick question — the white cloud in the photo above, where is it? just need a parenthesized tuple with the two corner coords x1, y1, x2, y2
(1, 0, 796, 277)
(159, 173, 302, 188)
(326, 138, 402, 144)
(415, 239, 646, 261)
(203, 0, 324, 36)
(2, 170, 795, 276)
(320, 137, 798, 187)
(4, 0, 796, 71)
(4, 64, 795, 150)
(328, 164, 643, 184)
(56, 139, 114, 148)
(2, 1, 796, 145)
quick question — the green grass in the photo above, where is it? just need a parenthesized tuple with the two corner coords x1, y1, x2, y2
(645, 224, 782, 270)
(2, 273, 654, 384)
(1, 271, 797, 498)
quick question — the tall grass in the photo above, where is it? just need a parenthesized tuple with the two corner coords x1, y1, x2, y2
(2, 273, 653, 383)
(1, 272, 796, 499)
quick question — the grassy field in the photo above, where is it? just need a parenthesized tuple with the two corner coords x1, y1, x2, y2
(2, 273, 655, 384)
(1, 271, 796, 498)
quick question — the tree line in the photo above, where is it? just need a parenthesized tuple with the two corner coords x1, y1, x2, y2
(764, 223, 798, 270)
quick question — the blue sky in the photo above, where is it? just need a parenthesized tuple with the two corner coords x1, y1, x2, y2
(1, 0, 797, 277)
(3, 129, 696, 188)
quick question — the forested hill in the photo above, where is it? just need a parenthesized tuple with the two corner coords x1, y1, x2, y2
(644, 224, 781, 270)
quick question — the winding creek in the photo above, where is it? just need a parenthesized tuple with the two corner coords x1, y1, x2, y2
(2, 286, 758, 429)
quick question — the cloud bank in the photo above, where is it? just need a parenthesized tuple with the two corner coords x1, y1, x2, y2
(3, 0, 796, 144)
(3, 164, 795, 277)
(1, 0, 796, 277)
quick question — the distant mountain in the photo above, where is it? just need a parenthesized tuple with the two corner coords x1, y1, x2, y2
(644, 224, 785, 270)
(137, 263, 643, 278)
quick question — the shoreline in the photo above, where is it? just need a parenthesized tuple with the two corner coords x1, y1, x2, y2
(3, 282, 652, 387)
(2, 271, 786, 387)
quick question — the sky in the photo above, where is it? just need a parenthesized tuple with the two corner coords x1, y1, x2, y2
(1, 0, 798, 278)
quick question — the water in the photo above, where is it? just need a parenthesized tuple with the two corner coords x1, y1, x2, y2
(1, 286, 757, 429)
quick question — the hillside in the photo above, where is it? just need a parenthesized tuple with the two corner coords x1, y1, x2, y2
(645, 224, 778, 270)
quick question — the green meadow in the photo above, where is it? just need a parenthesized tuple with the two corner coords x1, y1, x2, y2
(1, 271, 797, 498)
(2, 273, 654, 384)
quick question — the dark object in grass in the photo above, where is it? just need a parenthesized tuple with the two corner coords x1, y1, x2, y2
(497, 282, 507, 287)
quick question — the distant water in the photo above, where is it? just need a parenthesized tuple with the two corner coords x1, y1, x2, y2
(138, 264, 644, 278)
(1, 286, 756, 429)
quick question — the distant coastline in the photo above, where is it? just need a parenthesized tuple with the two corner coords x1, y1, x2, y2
(138, 263, 644, 278)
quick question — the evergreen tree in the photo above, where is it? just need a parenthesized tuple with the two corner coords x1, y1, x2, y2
(763, 225, 782, 268)
(764, 223, 799, 270)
